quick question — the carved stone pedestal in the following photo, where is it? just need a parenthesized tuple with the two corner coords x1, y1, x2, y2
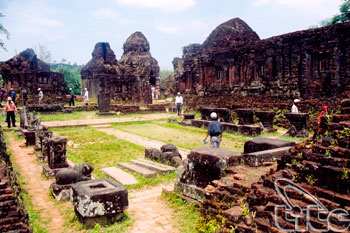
(180, 113, 195, 126)
(22, 129, 36, 146)
(284, 113, 309, 137)
(50, 183, 72, 201)
(71, 178, 128, 227)
(255, 111, 276, 132)
(235, 108, 255, 125)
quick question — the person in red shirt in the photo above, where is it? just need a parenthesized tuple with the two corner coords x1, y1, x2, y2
(4, 97, 18, 128)
(318, 105, 328, 126)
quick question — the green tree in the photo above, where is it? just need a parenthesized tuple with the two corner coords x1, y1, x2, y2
(51, 63, 83, 94)
(160, 70, 174, 82)
(0, 13, 10, 51)
(321, 1, 350, 26)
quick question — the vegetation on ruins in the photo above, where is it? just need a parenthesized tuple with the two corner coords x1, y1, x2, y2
(0, 13, 9, 51)
(321, 0, 350, 26)
(51, 62, 83, 94)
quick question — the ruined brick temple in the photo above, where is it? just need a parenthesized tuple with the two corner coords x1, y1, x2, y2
(174, 18, 350, 110)
(81, 31, 160, 104)
(0, 49, 66, 103)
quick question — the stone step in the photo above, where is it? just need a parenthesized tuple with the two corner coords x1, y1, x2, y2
(130, 159, 176, 175)
(117, 162, 157, 178)
(100, 167, 138, 185)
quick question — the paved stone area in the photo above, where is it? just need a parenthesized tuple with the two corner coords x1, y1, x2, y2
(117, 162, 157, 178)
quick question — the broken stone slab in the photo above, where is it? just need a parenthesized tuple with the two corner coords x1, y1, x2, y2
(50, 183, 71, 201)
(243, 146, 292, 167)
(130, 159, 176, 175)
(100, 167, 138, 185)
(243, 137, 296, 154)
(117, 162, 157, 178)
(187, 147, 242, 168)
(174, 181, 209, 203)
(70, 178, 128, 227)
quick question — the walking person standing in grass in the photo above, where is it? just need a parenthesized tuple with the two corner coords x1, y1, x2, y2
(203, 112, 223, 148)
(175, 92, 183, 116)
(69, 88, 75, 106)
(4, 97, 17, 128)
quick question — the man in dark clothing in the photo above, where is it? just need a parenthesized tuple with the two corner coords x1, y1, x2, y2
(203, 112, 223, 148)
(10, 88, 16, 104)
(69, 88, 75, 106)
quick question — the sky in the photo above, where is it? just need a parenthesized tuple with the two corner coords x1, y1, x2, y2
(0, 0, 344, 70)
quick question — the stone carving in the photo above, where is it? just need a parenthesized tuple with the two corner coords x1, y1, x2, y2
(70, 178, 128, 227)
(235, 108, 254, 125)
(55, 162, 94, 185)
(199, 106, 232, 122)
(284, 113, 309, 137)
(48, 137, 68, 169)
(0, 49, 66, 104)
(145, 144, 182, 167)
(21, 89, 28, 106)
(98, 93, 111, 113)
(81, 32, 160, 104)
(35, 125, 52, 151)
(255, 110, 276, 132)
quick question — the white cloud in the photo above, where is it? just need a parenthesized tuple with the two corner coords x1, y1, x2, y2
(114, 0, 197, 12)
(91, 9, 118, 19)
(156, 20, 207, 36)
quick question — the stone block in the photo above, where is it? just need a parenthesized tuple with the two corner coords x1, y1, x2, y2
(130, 159, 176, 174)
(22, 129, 36, 146)
(235, 108, 255, 125)
(71, 178, 128, 226)
(100, 167, 138, 185)
(284, 113, 309, 138)
(243, 146, 292, 167)
(243, 137, 296, 153)
(50, 183, 72, 201)
(117, 162, 157, 178)
(187, 148, 242, 167)
(48, 137, 68, 169)
(191, 119, 205, 128)
(98, 93, 111, 113)
(174, 181, 209, 203)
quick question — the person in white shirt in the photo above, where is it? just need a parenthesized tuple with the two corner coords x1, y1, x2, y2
(175, 92, 183, 116)
(291, 99, 300, 113)
(83, 88, 89, 105)
(38, 88, 43, 104)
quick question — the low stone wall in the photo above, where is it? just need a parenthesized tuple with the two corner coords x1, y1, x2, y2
(0, 129, 31, 232)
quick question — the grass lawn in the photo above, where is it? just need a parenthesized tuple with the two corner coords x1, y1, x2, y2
(51, 127, 176, 189)
(37, 111, 156, 122)
(111, 120, 305, 152)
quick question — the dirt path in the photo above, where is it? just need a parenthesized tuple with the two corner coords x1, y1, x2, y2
(5, 132, 69, 233)
(96, 127, 190, 159)
(127, 184, 180, 233)
(42, 113, 174, 128)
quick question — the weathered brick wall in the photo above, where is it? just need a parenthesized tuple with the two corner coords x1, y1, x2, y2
(174, 19, 350, 118)
(0, 49, 67, 104)
(0, 129, 31, 232)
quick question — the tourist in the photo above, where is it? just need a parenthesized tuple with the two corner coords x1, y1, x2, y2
(83, 88, 89, 105)
(203, 112, 223, 148)
(4, 97, 17, 128)
(291, 99, 300, 113)
(0, 87, 4, 107)
(318, 105, 328, 126)
(21, 89, 28, 106)
(69, 88, 75, 106)
(10, 88, 16, 104)
(175, 92, 183, 116)
(38, 88, 43, 104)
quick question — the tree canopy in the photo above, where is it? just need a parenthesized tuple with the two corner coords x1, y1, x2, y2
(51, 63, 83, 95)
(0, 13, 10, 51)
(321, 0, 350, 26)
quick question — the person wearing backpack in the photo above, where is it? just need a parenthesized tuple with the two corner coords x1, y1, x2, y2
(203, 112, 223, 148)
